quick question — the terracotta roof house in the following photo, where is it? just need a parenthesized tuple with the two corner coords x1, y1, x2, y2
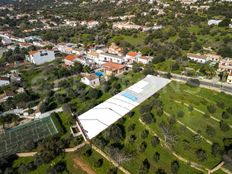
(102, 62, 126, 76)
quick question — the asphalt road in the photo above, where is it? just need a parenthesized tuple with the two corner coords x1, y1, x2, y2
(158, 71, 232, 94)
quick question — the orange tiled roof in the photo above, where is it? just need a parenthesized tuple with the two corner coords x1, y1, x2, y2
(28, 50, 39, 55)
(65, 55, 76, 61)
(103, 62, 125, 71)
(127, 52, 137, 57)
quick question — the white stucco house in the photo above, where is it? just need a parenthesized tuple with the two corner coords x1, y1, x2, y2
(227, 73, 232, 84)
(99, 53, 125, 64)
(81, 73, 100, 88)
(187, 53, 208, 64)
(26, 50, 55, 65)
(0, 77, 10, 87)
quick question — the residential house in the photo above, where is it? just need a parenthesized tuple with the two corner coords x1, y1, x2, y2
(99, 53, 125, 64)
(102, 62, 126, 76)
(108, 43, 123, 56)
(0, 77, 10, 87)
(219, 58, 232, 73)
(26, 50, 55, 65)
(57, 43, 77, 54)
(205, 54, 222, 63)
(187, 53, 208, 64)
(86, 50, 100, 64)
(64, 55, 78, 66)
(125, 52, 142, 63)
(81, 73, 100, 88)
(1, 37, 12, 45)
(208, 19, 222, 26)
(138, 56, 153, 64)
(227, 73, 232, 84)
(64, 54, 87, 66)
(19, 42, 32, 49)
(0, 90, 15, 102)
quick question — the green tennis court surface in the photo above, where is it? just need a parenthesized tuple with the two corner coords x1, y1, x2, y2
(0, 116, 59, 157)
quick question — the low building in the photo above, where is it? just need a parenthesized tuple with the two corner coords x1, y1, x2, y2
(187, 53, 208, 64)
(108, 43, 123, 56)
(26, 50, 55, 65)
(57, 43, 77, 54)
(205, 54, 222, 62)
(102, 62, 126, 76)
(1, 37, 12, 45)
(227, 73, 232, 84)
(138, 56, 153, 64)
(0, 90, 15, 102)
(208, 19, 222, 26)
(86, 50, 100, 64)
(125, 52, 142, 63)
(99, 53, 125, 64)
(64, 54, 78, 66)
(0, 77, 10, 87)
(219, 58, 232, 73)
(81, 73, 100, 88)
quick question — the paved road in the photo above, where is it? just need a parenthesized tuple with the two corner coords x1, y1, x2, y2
(158, 71, 232, 94)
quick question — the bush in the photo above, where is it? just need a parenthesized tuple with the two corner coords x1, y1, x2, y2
(138, 141, 147, 153)
(177, 111, 185, 118)
(206, 125, 216, 137)
(195, 149, 207, 161)
(128, 135, 136, 144)
(188, 105, 193, 111)
(153, 152, 160, 162)
(220, 121, 230, 132)
(108, 167, 118, 174)
(207, 105, 216, 114)
(186, 79, 200, 87)
(216, 101, 225, 109)
(128, 123, 136, 132)
(94, 158, 103, 168)
(226, 107, 232, 114)
(83, 147, 92, 157)
(151, 136, 160, 147)
(141, 113, 154, 124)
(222, 112, 230, 119)
(141, 129, 149, 139)
(171, 161, 179, 174)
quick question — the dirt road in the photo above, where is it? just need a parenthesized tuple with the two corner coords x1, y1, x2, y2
(73, 158, 96, 174)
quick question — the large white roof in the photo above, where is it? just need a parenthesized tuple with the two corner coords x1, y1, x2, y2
(77, 75, 171, 140)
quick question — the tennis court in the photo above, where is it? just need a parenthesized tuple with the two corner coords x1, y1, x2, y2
(0, 116, 59, 157)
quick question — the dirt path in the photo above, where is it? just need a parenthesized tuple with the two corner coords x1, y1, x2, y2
(88, 142, 131, 174)
(73, 158, 96, 174)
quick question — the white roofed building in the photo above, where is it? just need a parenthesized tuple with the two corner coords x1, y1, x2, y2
(76, 75, 171, 140)
(26, 50, 55, 65)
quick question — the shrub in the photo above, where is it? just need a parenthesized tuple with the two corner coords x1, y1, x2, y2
(195, 149, 207, 161)
(177, 110, 185, 118)
(171, 161, 179, 174)
(220, 121, 230, 132)
(186, 79, 200, 87)
(141, 113, 154, 124)
(141, 129, 149, 139)
(206, 125, 216, 137)
(222, 112, 230, 119)
(151, 136, 160, 147)
(207, 105, 216, 114)
(128, 123, 136, 132)
(94, 158, 103, 168)
(153, 152, 160, 162)
(138, 141, 147, 153)
(216, 101, 225, 109)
